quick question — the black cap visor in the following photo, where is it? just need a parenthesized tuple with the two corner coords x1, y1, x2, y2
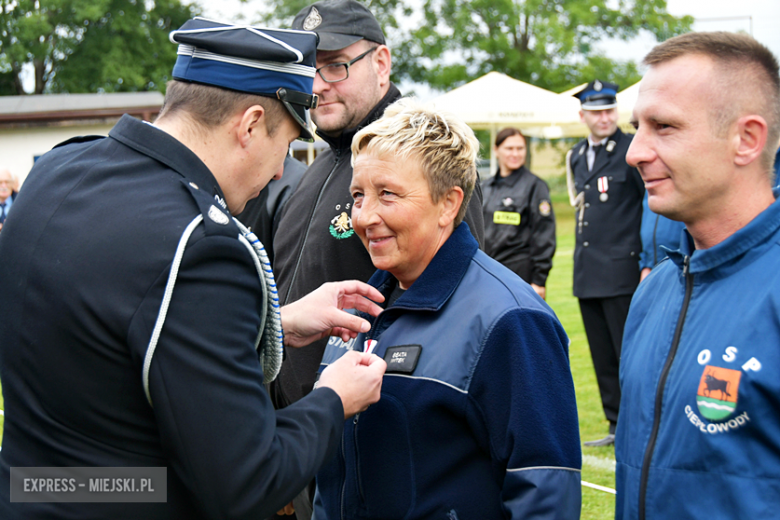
(316, 32, 364, 51)
(276, 88, 319, 141)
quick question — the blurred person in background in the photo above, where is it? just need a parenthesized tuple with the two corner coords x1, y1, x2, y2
(0, 169, 18, 231)
(482, 127, 555, 299)
(566, 80, 644, 447)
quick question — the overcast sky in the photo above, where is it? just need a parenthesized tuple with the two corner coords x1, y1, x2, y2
(598, 0, 780, 65)
(201, 0, 780, 98)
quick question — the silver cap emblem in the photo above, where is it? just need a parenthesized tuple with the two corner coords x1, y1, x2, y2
(594, 80, 603, 91)
(208, 205, 229, 225)
(303, 7, 322, 30)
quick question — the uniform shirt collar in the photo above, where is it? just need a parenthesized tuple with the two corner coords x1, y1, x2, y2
(588, 136, 608, 148)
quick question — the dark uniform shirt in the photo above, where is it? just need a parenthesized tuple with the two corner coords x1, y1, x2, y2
(482, 166, 555, 286)
(0, 115, 344, 519)
(569, 128, 644, 299)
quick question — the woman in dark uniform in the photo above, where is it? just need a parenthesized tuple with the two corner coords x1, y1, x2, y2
(482, 127, 556, 299)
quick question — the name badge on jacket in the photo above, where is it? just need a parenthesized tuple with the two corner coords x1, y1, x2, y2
(493, 211, 521, 226)
(384, 345, 423, 374)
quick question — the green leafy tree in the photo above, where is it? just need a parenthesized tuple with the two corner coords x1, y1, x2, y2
(0, 0, 197, 95)
(394, 0, 692, 93)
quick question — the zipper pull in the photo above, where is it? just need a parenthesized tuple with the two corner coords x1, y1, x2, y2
(353, 413, 360, 425)
(683, 255, 690, 276)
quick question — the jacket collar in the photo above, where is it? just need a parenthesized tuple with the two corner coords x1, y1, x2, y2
(490, 165, 529, 186)
(316, 83, 402, 152)
(109, 115, 228, 208)
(667, 189, 780, 275)
(367, 222, 479, 311)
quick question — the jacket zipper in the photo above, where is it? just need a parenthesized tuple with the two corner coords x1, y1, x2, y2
(353, 413, 365, 503)
(652, 215, 660, 266)
(638, 255, 693, 520)
(340, 432, 347, 520)
(282, 149, 343, 304)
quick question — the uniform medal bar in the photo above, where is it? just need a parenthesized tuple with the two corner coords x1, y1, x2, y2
(364, 339, 378, 354)
(598, 176, 609, 202)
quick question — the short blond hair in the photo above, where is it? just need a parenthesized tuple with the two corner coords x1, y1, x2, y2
(351, 98, 479, 226)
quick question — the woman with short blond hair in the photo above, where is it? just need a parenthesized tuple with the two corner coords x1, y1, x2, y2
(313, 98, 581, 520)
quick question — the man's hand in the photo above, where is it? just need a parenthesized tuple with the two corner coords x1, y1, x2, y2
(281, 281, 385, 347)
(318, 351, 386, 418)
(640, 267, 652, 282)
(531, 283, 546, 300)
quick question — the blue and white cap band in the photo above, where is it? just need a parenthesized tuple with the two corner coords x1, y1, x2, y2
(169, 18, 319, 139)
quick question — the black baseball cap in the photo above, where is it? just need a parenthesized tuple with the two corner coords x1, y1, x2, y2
(292, 0, 386, 51)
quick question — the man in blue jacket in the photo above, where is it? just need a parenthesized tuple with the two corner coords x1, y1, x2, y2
(616, 31, 780, 519)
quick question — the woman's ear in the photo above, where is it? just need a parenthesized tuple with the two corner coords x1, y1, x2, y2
(439, 186, 464, 228)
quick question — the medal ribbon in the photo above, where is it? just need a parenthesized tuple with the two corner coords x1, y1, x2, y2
(598, 176, 609, 193)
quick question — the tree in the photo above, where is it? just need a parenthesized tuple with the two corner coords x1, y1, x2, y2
(394, 0, 691, 93)
(0, 0, 197, 95)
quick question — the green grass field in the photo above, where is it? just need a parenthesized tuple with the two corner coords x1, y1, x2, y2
(0, 180, 615, 517)
(548, 187, 617, 519)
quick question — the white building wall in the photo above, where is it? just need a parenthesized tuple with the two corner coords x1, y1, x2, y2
(1, 123, 115, 186)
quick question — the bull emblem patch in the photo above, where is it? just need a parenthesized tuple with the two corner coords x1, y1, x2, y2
(696, 366, 741, 421)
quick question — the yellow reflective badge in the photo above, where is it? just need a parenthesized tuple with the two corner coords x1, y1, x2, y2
(493, 211, 521, 225)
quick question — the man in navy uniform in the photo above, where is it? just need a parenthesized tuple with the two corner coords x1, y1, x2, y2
(0, 18, 386, 519)
(566, 80, 644, 446)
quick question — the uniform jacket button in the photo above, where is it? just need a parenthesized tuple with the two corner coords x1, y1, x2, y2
(585, 184, 590, 190)
(584, 241, 589, 247)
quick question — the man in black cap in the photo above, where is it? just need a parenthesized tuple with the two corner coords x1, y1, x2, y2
(0, 18, 387, 519)
(272, 0, 485, 438)
(566, 79, 644, 447)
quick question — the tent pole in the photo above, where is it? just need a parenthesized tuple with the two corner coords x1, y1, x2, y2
(489, 125, 497, 176)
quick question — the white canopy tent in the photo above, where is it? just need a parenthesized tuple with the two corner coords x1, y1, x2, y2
(430, 72, 582, 173)
(615, 80, 641, 126)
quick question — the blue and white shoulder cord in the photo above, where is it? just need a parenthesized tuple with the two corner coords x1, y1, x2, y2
(142, 215, 284, 407)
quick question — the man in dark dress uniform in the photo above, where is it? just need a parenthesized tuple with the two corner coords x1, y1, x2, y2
(566, 80, 644, 446)
(0, 19, 387, 519)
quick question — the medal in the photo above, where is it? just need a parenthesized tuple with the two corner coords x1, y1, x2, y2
(598, 176, 609, 202)
(364, 339, 378, 354)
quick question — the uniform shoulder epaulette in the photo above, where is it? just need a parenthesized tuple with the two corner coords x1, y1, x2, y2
(179, 178, 239, 239)
(53, 135, 104, 149)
